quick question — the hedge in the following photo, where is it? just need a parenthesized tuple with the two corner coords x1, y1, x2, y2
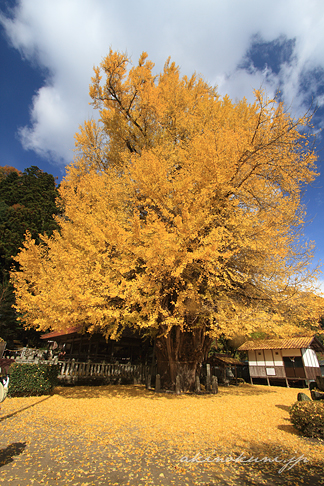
(289, 401, 324, 439)
(8, 363, 59, 397)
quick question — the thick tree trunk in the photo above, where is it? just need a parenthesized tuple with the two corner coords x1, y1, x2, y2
(155, 325, 212, 392)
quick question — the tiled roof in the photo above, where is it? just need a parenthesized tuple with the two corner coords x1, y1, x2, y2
(41, 325, 142, 341)
(40, 327, 81, 339)
(238, 336, 324, 352)
(209, 354, 245, 366)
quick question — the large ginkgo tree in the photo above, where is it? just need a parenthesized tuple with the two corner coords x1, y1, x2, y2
(12, 50, 323, 391)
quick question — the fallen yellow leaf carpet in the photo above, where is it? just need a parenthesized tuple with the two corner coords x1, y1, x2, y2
(0, 384, 323, 485)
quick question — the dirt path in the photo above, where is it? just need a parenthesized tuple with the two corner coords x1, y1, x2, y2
(0, 384, 323, 485)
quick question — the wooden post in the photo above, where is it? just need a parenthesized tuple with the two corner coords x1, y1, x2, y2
(176, 375, 181, 395)
(86, 361, 90, 376)
(212, 376, 218, 394)
(150, 340, 156, 380)
(141, 364, 145, 384)
(206, 364, 211, 392)
(195, 375, 201, 393)
(61, 362, 66, 375)
(155, 374, 161, 393)
(133, 366, 138, 385)
(146, 373, 152, 389)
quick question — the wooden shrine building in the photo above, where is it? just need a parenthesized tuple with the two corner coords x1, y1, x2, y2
(40, 326, 153, 364)
(238, 336, 324, 387)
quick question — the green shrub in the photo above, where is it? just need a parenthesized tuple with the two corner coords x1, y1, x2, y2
(8, 363, 59, 397)
(289, 401, 324, 439)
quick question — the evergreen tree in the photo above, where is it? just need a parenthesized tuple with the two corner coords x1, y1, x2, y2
(0, 166, 60, 345)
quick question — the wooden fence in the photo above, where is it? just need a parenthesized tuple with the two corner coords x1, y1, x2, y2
(57, 360, 151, 384)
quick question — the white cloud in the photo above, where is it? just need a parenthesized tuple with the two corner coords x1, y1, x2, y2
(313, 278, 324, 296)
(18, 85, 74, 163)
(1, 0, 324, 165)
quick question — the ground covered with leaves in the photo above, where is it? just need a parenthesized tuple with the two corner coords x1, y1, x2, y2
(0, 383, 323, 485)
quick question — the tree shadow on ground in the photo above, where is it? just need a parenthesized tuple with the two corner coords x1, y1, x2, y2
(0, 395, 51, 422)
(0, 442, 26, 467)
(52, 383, 276, 400)
(275, 404, 291, 412)
(180, 439, 324, 486)
(218, 384, 278, 396)
(277, 423, 301, 435)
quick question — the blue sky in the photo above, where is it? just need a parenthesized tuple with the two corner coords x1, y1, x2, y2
(1, 0, 324, 281)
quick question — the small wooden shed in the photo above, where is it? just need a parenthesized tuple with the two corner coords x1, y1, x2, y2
(207, 354, 247, 384)
(238, 336, 324, 387)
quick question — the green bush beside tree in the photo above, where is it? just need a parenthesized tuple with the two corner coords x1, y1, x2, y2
(8, 363, 59, 396)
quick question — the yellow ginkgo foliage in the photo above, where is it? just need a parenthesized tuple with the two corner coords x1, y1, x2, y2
(12, 50, 323, 391)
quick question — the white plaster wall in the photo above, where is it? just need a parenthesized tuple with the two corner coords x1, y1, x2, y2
(302, 348, 319, 368)
(273, 349, 284, 366)
(248, 350, 257, 366)
(264, 349, 274, 366)
(256, 349, 265, 366)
